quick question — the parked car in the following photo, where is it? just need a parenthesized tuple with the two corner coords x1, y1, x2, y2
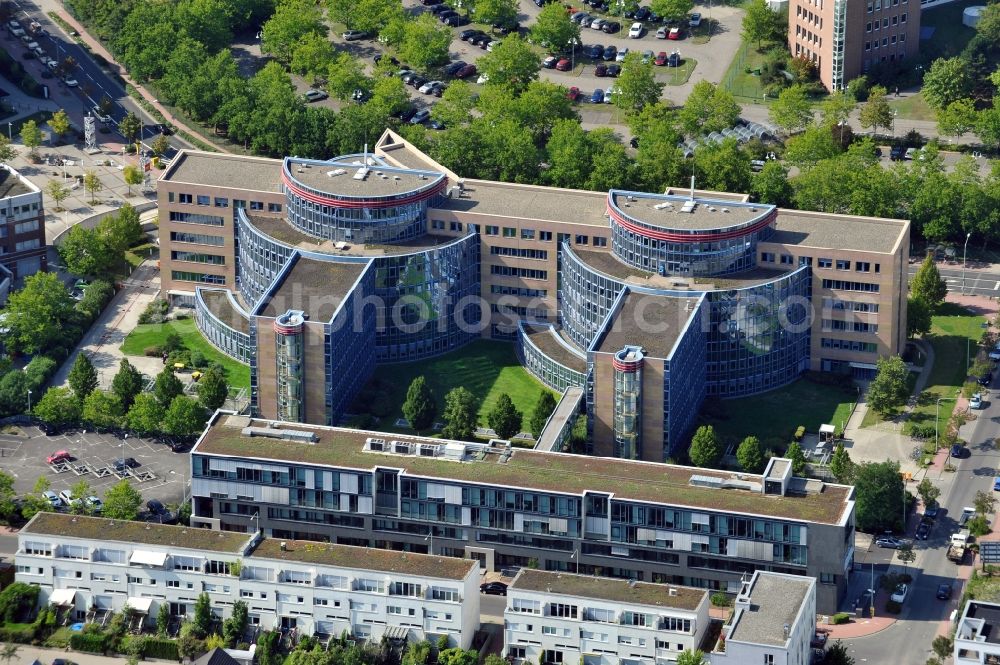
(444, 61, 468, 76)
(113, 457, 139, 471)
(641, 49, 654, 63)
(42, 490, 61, 508)
(352, 88, 370, 103)
(889, 145, 906, 160)
(594, 63, 608, 76)
(542, 55, 559, 69)
(628, 22, 643, 38)
(689, 12, 702, 26)
(47, 450, 71, 464)
(409, 75, 428, 89)
(85, 496, 104, 513)
(971, 393, 984, 410)
(667, 52, 681, 67)
(410, 109, 432, 124)
(604, 86, 615, 103)
(979, 372, 993, 386)
(668, 26, 682, 39)
(570, 11, 589, 23)
(915, 521, 930, 540)
(455, 64, 477, 78)
(634, 6, 650, 20)
(875, 536, 902, 549)
(460, 28, 485, 41)
(480, 581, 508, 595)
(430, 3, 452, 13)
(590, 88, 605, 103)
(419, 80, 442, 94)
(428, 119, 446, 130)
(64, 78, 79, 87)
(989, 345, 1000, 361)
(342, 30, 369, 41)
(616, 47, 629, 62)
(556, 58, 572, 71)
(606, 64, 622, 76)
(444, 14, 470, 26)
(303, 89, 328, 102)
(654, 51, 667, 66)
(656, 26, 668, 38)
(583, 44, 603, 58)
(951, 443, 965, 458)
(580, 15, 595, 27)
(924, 502, 940, 519)
(936, 584, 952, 600)
(59, 489, 82, 508)
(475, 36, 493, 49)
(603, 45, 618, 60)
(602, 20, 621, 33)
(146, 499, 177, 524)
(890, 584, 908, 604)
(566, 86, 581, 101)
(591, 18, 606, 30)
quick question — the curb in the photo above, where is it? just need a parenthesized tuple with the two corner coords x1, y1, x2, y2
(827, 618, 898, 641)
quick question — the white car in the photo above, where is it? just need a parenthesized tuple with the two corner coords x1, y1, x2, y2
(656, 26, 668, 38)
(616, 47, 629, 62)
(890, 584, 908, 604)
(971, 393, 984, 410)
(85, 496, 104, 513)
(65, 78, 79, 87)
(476, 73, 489, 85)
(591, 18, 605, 30)
(604, 86, 615, 103)
(689, 12, 702, 26)
(628, 22, 643, 38)
(420, 80, 443, 94)
(42, 490, 61, 507)
(59, 489, 82, 508)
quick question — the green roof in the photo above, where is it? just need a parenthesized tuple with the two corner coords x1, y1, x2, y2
(511, 569, 707, 610)
(195, 415, 852, 524)
(23, 513, 251, 553)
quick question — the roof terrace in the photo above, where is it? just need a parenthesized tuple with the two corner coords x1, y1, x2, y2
(259, 256, 366, 320)
(511, 569, 707, 610)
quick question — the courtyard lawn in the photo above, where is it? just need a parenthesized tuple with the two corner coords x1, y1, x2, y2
(905, 304, 985, 437)
(699, 376, 858, 452)
(890, 93, 935, 122)
(120, 317, 251, 391)
(366, 340, 556, 435)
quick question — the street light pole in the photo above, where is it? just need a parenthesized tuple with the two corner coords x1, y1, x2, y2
(963, 232, 972, 295)
(26, 389, 31, 414)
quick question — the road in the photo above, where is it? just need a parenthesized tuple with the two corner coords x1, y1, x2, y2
(905, 263, 1000, 299)
(847, 387, 1000, 663)
(5, 0, 187, 147)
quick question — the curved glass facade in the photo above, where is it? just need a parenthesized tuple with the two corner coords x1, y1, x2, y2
(194, 288, 252, 363)
(516, 323, 587, 392)
(235, 210, 295, 307)
(560, 244, 627, 350)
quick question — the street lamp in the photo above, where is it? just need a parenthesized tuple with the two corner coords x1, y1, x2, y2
(962, 232, 972, 295)
(891, 109, 898, 140)
(26, 389, 32, 414)
(935, 396, 958, 451)
(424, 526, 435, 555)
(570, 548, 578, 574)
(6, 122, 11, 140)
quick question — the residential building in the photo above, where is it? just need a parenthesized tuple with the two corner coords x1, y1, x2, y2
(787, 0, 921, 91)
(189, 412, 856, 613)
(158, 130, 908, 461)
(503, 569, 711, 665)
(15, 512, 480, 647)
(710, 571, 816, 665)
(955, 600, 1000, 664)
(0, 164, 47, 278)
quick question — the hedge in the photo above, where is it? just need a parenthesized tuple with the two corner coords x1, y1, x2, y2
(71, 631, 108, 653)
(0, 623, 37, 643)
(143, 637, 181, 660)
(831, 612, 851, 625)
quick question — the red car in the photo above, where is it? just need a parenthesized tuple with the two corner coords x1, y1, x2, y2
(455, 64, 477, 78)
(654, 51, 667, 66)
(555, 58, 571, 71)
(566, 86, 581, 101)
(47, 450, 70, 464)
(667, 27, 682, 39)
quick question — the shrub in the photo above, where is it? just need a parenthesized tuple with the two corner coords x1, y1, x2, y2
(898, 573, 913, 583)
(794, 426, 805, 441)
(909, 423, 936, 440)
(710, 592, 731, 607)
(885, 600, 902, 614)
(175, 313, 192, 320)
(144, 346, 163, 357)
(24, 356, 58, 390)
(138, 299, 169, 324)
(71, 631, 109, 653)
(77, 279, 114, 319)
(831, 612, 851, 625)
(0, 623, 37, 643)
(190, 350, 206, 368)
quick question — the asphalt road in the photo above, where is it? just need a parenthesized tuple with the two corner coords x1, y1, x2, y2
(905, 263, 1000, 299)
(847, 388, 1000, 663)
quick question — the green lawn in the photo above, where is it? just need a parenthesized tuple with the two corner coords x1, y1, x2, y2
(120, 317, 251, 390)
(699, 375, 858, 452)
(663, 58, 698, 86)
(905, 304, 985, 437)
(364, 340, 556, 434)
(890, 93, 935, 122)
(721, 40, 779, 102)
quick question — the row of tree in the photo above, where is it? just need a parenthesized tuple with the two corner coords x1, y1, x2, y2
(56, 203, 145, 277)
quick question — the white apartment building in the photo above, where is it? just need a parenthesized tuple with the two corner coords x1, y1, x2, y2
(503, 569, 711, 665)
(955, 600, 1000, 665)
(16, 513, 481, 648)
(709, 572, 815, 665)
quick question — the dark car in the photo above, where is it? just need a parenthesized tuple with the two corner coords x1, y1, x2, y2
(352, 88, 370, 103)
(461, 28, 485, 41)
(668, 52, 681, 67)
(420, 0, 444, 4)
(590, 88, 605, 103)
(410, 109, 431, 124)
(373, 54, 400, 66)
(889, 145, 905, 161)
(146, 499, 177, 524)
(582, 44, 603, 58)
(397, 106, 418, 122)
(437, 8, 458, 19)
(113, 457, 139, 471)
(979, 372, 993, 386)
(428, 119, 446, 130)
(409, 75, 428, 89)
(594, 63, 608, 76)
(936, 584, 953, 600)
(602, 45, 617, 60)
(455, 64, 477, 78)
(472, 34, 492, 47)
(634, 6, 651, 20)
(444, 14, 469, 26)
(444, 61, 468, 76)
(606, 64, 622, 77)
(952, 443, 965, 458)
(342, 30, 369, 41)
(480, 581, 508, 596)
(401, 71, 420, 83)
(542, 55, 559, 69)
(810, 630, 829, 650)
(430, 4, 451, 13)
(566, 86, 581, 101)
(602, 21, 621, 33)
(147, 499, 168, 515)
(924, 502, 940, 520)
(493, 21, 520, 34)
(915, 521, 931, 540)
(630, 136, 639, 148)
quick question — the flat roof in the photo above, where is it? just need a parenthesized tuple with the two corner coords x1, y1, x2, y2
(0, 168, 34, 198)
(22, 513, 250, 553)
(260, 257, 365, 320)
(596, 291, 700, 357)
(511, 569, 706, 610)
(196, 414, 853, 524)
(162, 151, 282, 193)
(965, 602, 1000, 645)
(286, 157, 441, 198)
(433, 180, 611, 227)
(243, 215, 459, 257)
(201, 289, 249, 334)
(573, 249, 792, 291)
(769, 210, 907, 254)
(727, 573, 814, 647)
(249, 538, 476, 581)
(523, 324, 586, 372)
(611, 192, 765, 231)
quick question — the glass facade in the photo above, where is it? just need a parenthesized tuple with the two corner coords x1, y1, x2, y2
(236, 210, 295, 307)
(325, 268, 377, 424)
(612, 347, 643, 460)
(560, 244, 627, 350)
(194, 288, 252, 363)
(516, 323, 586, 392)
(274, 311, 305, 422)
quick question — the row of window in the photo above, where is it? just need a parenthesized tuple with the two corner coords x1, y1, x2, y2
(866, 13, 907, 30)
(816, 258, 882, 273)
(169, 211, 225, 226)
(864, 51, 907, 70)
(490, 246, 549, 260)
(820, 338, 878, 353)
(481, 226, 608, 247)
(865, 34, 906, 51)
(430, 220, 463, 232)
(491, 285, 548, 298)
(171, 192, 278, 212)
(490, 265, 548, 280)
(867, 0, 905, 10)
(171, 231, 225, 246)
(13, 219, 38, 235)
(823, 319, 878, 333)
(826, 299, 879, 313)
(172, 251, 225, 265)
(822, 279, 880, 292)
(13, 238, 39, 252)
(172, 270, 225, 285)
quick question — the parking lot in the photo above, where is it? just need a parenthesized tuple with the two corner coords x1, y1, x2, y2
(0, 425, 189, 508)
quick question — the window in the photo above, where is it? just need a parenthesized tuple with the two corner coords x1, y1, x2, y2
(543, 626, 557, 635)
(250, 201, 264, 211)
(549, 603, 578, 619)
(820, 572, 836, 584)
(836, 259, 850, 270)
(855, 261, 870, 272)
(169, 211, 225, 226)
(168, 192, 175, 203)
(901, 11, 906, 20)
(431, 220, 445, 230)
(892, 15, 897, 24)
(172, 270, 225, 285)
(761, 252, 775, 263)
(521, 229, 535, 240)
(170, 231, 224, 246)
(490, 265, 548, 280)
(485, 226, 499, 236)
(575, 235, 589, 245)
(196, 195, 211, 206)
(15, 239, 39, 251)
(799, 256, 813, 266)
(503, 227, 516, 238)
(167, 580, 180, 588)
(171, 251, 225, 265)
(234, 200, 247, 209)
(780, 255, 793, 265)
(390, 582, 422, 597)
(206, 560, 231, 575)
(179, 194, 193, 204)
(539, 231, 553, 241)
(450, 221, 462, 232)
(593, 237, 607, 247)
(490, 246, 548, 260)
(14, 220, 38, 234)
(818, 258, 833, 268)
(267, 203, 282, 213)
(430, 588, 459, 602)
(866, 21, 872, 31)
(764, 656, 774, 665)
(214, 197, 229, 207)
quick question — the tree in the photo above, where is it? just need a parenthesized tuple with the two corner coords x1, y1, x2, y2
(930, 636, 952, 661)
(45, 180, 69, 212)
(123, 165, 143, 196)
(100, 202, 144, 252)
(751, 160, 792, 206)
(82, 390, 123, 429)
(3, 272, 75, 355)
(0, 470, 16, 523)
(910, 253, 947, 308)
(223, 600, 248, 647)
(867, 355, 910, 415)
(675, 650, 707, 665)
(829, 443, 855, 483)
(736, 435, 765, 473)
(153, 367, 184, 409)
(402, 376, 436, 431)
(157, 603, 171, 637)
(103, 479, 144, 520)
(821, 90, 856, 128)
(614, 51, 664, 112)
(679, 81, 739, 136)
(692, 138, 752, 193)
(327, 0, 401, 34)
(83, 170, 103, 204)
(192, 592, 212, 638)
(68, 353, 99, 400)
(263, 0, 325, 62)
(70, 479, 93, 514)
(937, 98, 977, 137)
(441, 387, 480, 440)
(897, 542, 915, 570)
(689, 425, 721, 468)
(824, 641, 855, 665)
(326, 52, 369, 101)
(163, 395, 207, 436)
(0, 135, 18, 163)
(906, 296, 932, 338)
(976, 103, 1000, 151)
(530, 1, 579, 52)
(476, 0, 517, 27)
(975, 489, 997, 516)
(916, 478, 940, 509)
(528, 391, 557, 439)
(784, 124, 841, 167)
(921, 57, 973, 111)
(399, 14, 453, 70)
(19, 120, 42, 160)
(741, 0, 781, 49)
(854, 460, 903, 532)
(768, 85, 814, 133)
(151, 134, 171, 157)
(487, 393, 523, 440)
(785, 441, 807, 475)
(119, 112, 142, 145)
(478, 35, 540, 94)
(858, 85, 893, 135)
(58, 225, 113, 277)
(651, 0, 694, 22)
(127, 393, 165, 436)
(197, 366, 228, 411)
(49, 109, 71, 139)
(111, 358, 142, 411)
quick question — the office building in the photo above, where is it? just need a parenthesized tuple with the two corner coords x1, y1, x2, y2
(0, 164, 47, 278)
(15, 512, 480, 647)
(788, 0, 921, 91)
(955, 600, 1000, 664)
(158, 130, 908, 461)
(189, 412, 856, 613)
(503, 569, 711, 665)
